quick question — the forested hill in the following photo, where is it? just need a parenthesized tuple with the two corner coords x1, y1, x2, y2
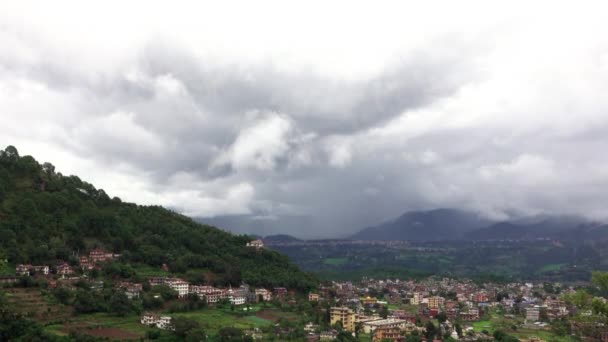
(0, 145, 316, 290)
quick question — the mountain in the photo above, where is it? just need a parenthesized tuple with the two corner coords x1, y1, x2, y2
(350, 208, 492, 241)
(464, 215, 589, 241)
(0, 145, 316, 290)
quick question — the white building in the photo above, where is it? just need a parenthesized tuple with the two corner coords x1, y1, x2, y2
(141, 313, 173, 330)
(361, 318, 407, 334)
(166, 278, 189, 298)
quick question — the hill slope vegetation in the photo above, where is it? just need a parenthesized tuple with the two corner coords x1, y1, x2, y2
(0, 145, 316, 290)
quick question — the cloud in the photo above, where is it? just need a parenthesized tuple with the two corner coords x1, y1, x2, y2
(2, 2, 608, 237)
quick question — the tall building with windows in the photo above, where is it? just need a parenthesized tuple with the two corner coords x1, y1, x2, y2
(330, 307, 356, 332)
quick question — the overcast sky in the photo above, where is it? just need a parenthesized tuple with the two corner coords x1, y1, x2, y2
(2, 1, 608, 238)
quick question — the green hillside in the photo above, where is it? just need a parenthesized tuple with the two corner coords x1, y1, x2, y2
(0, 145, 316, 290)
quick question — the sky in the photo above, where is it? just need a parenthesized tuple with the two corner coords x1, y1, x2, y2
(2, 1, 608, 238)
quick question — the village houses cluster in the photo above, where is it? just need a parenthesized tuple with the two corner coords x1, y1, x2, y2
(315, 277, 576, 342)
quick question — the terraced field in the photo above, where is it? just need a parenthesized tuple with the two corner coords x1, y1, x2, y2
(3, 288, 72, 322)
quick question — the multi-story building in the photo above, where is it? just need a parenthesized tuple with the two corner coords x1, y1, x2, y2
(526, 307, 540, 322)
(57, 262, 74, 276)
(330, 307, 356, 332)
(372, 326, 404, 342)
(428, 296, 444, 309)
(309, 293, 320, 301)
(166, 278, 189, 298)
(362, 318, 407, 334)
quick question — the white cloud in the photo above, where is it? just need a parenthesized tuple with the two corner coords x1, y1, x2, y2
(3, 2, 608, 237)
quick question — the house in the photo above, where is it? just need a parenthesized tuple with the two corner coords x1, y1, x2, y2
(372, 326, 404, 342)
(309, 293, 320, 301)
(16, 264, 49, 276)
(89, 248, 119, 263)
(16, 264, 30, 275)
(227, 287, 247, 305)
(119, 282, 143, 299)
(148, 277, 166, 287)
(255, 288, 272, 302)
(79, 256, 94, 270)
(246, 239, 264, 249)
(190, 285, 226, 303)
(165, 278, 189, 298)
(362, 318, 407, 334)
(330, 307, 356, 332)
(362, 296, 378, 306)
(460, 308, 479, 321)
(274, 287, 288, 298)
(428, 296, 444, 309)
(526, 307, 540, 322)
(57, 262, 74, 276)
(319, 330, 338, 341)
(141, 313, 173, 330)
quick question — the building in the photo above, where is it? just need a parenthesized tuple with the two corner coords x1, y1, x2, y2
(330, 307, 356, 332)
(362, 296, 378, 306)
(89, 248, 116, 263)
(319, 330, 338, 341)
(526, 307, 540, 322)
(460, 308, 479, 321)
(372, 326, 404, 342)
(410, 292, 422, 305)
(255, 288, 272, 302)
(57, 262, 74, 276)
(190, 285, 226, 303)
(428, 296, 444, 309)
(79, 256, 94, 270)
(16, 264, 49, 276)
(227, 287, 247, 305)
(246, 239, 264, 249)
(119, 282, 143, 299)
(141, 313, 173, 330)
(165, 278, 189, 298)
(309, 293, 320, 301)
(362, 318, 407, 334)
(274, 287, 288, 298)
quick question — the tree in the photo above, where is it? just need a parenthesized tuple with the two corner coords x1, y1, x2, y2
(172, 317, 201, 339)
(109, 291, 132, 316)
(436, 311, 447, 324)
(425, 321, 437, 340)
(218, 327, 244, 341)
(379, 305, 389, 319)
(592, 271, 608, 295)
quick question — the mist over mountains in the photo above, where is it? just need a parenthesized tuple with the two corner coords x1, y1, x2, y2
(202, 208, 608, 242)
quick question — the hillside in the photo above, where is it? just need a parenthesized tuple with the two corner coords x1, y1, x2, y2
(350, 208, 492, 241)
(0, 145, 316, 290)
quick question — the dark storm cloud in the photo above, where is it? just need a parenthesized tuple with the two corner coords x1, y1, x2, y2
(3, 3, 608, 238)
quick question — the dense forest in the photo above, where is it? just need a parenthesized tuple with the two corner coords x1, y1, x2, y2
(0, 145, 316, 290)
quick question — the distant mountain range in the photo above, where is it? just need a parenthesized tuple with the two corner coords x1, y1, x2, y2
(200, 207, 608, 243)
(350, 208, 608, 242)
(350, 208, 491, 241)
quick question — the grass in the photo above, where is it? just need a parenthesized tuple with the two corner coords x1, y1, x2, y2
(538, 263, 567, 274)
(323, 257, 348, 266)
(172, 308, 273, 334)
(470, 312, 576, 342)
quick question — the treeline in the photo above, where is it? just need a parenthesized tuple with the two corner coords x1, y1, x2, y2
(0, 145, 316, 290)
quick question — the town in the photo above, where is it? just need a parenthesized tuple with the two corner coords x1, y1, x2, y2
(2, 244, 607, 341)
